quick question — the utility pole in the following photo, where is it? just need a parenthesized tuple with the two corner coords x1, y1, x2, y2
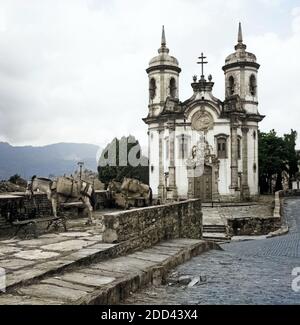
(78, 161, 84, 180)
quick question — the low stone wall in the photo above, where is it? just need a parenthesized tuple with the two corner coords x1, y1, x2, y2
(280, 189, 300, 197)
(228, 190, 300, 237)
(273, 191, 282, 218)
(225, 194, 281, 236)
(275, 189, 300, 231)
(102, 199, 203, 248)
(0, 190, 109, 231)
(227, 216, 281, 236)
(0, 193, 52, 229)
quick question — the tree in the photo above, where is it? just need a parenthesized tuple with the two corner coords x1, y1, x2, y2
(98, 136, 149, 187)
(258, 129, 299, 193)
(8, 174, 27, 187)
(283, 130, 299, 188)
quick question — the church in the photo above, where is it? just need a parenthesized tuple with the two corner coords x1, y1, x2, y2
(143, 23, 265, 202)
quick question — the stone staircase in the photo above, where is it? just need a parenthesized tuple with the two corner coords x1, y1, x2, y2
(203, 224, 230, 242)
(0, 215, 9, 230)
(0, 239, 219, 305)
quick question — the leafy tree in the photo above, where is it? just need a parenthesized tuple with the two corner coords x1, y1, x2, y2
(8, 174, 27, 187)
(259, 129, 299, 193)
(98, 136, 149, 187)
(283, 130, 299, 188)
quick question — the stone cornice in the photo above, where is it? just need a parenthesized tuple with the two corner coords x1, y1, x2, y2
(222, 61, 260, 72)
(242, 100, 259, 105)
(143, 112, 185, 125)
(246, 113, 265, 122)
(146, 65, 182, 74)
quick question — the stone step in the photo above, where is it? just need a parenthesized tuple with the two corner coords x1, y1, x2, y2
(203, 225, 227, 233)
(203, 225, 226, 229)
(203, 232, 230, 242)
(0, 239, 220, 305)
(1, 241, 118, 293)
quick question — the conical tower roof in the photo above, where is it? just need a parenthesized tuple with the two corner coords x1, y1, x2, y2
(148, 26, 181, 73)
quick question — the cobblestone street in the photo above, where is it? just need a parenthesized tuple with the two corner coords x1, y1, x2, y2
(124, 198, 300, 305)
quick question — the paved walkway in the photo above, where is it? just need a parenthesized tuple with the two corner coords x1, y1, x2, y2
(0, 239, 216, 304)
(0, 210, 116, 290)
(124, 198, 300, 305)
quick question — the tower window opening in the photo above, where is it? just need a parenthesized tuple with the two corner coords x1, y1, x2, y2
(228, 76, 235, 96)
(237, 138, 241, 159)
(149, 78, 156, 100)
(170, 78, 177, 98)
(249, 75, 257, 96)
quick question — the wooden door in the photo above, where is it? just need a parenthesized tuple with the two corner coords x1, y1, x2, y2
(194, 165, 212, 202)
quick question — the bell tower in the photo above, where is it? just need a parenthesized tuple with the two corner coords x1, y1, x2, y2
(223, 23, 260, 115)
(223, 23, 264, 200)
(146, 26, 181, 117)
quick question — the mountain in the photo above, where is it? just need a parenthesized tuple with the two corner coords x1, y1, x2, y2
(0, 142, 101, 180)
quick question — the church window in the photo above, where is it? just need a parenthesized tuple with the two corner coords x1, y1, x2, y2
(149, 78, 156, 100)
(253, 163, 257, 173)
(170, 78, 177, 98)
(228, 76, 235, 96)
(165, 138, 169, 160)
(249, 75, 257, 96)
(237, 137, 241, 159)
(217, 137, 227, 159)
(178, 134, 189, 160)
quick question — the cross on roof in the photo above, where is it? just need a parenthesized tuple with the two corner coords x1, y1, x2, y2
(197, 53, 208, 78)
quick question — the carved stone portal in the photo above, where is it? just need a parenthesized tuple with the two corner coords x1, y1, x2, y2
(186, 136, 220, 201)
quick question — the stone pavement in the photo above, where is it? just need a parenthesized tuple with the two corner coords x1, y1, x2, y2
(0, 210, 117, 291)
(124, 197, 300, 305)
(0, 239, 218, 305)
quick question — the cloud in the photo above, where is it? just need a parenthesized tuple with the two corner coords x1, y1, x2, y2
(247, 6, 300, 142)
(0, 0, 299, 148)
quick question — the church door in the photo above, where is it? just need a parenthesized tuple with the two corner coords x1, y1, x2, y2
(194, 165, 212, 202)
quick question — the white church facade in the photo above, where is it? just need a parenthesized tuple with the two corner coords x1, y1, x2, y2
(143, 24, 265, 202)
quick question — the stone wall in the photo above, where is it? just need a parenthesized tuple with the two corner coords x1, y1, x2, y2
(227, 216, 281, 236)
(102, 199, 203, 248)
(0, 190, 110, 230)
(225, 195, 280, 236)
(0, 193, 52, 225)
(280, 189, 300, 198)
(0, 193, 53, 233)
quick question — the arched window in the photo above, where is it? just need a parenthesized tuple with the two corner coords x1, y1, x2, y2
(216, 136, 228, 159)
(249, 75, 257, 96)
(228, 76, 235, 96)
(237, 137, 241, 160)
(177, 134, 190, 159)
(149, 78, 156, 100)
(165, 138, 169, 160)
(170, 78, 176, 98)
(253, 130, 257, 140)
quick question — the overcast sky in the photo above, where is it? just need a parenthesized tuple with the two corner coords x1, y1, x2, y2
(0, 0, 299, 148)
